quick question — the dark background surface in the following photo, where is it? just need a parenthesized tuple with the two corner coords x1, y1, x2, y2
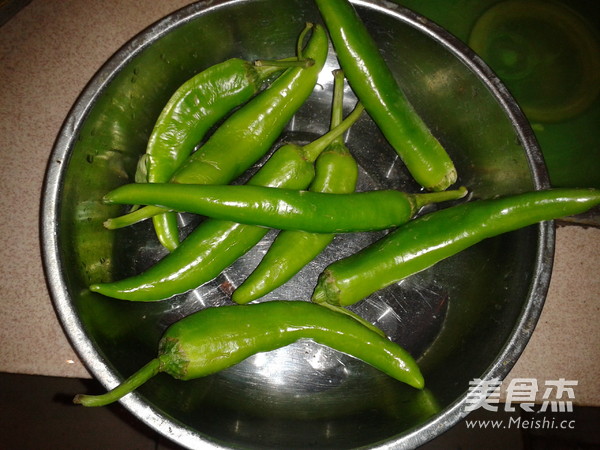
(1, 372, 599, 449)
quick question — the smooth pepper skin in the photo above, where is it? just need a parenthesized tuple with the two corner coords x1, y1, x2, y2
(103, 184, 468, 233)
(313, 0, 457, 191)
(231, 69, 357, 304)
(232, 143, 359, 303)
(91, 147, 316, 301)
(312, 188, 600, 307)
(73, 301, 424, 407)
(169, 31, 325, 186)
(90, 102, 365, 302)
(141, 57, 295, 251)
(143, 59, 287, 185)
(105, 24, 328, 230)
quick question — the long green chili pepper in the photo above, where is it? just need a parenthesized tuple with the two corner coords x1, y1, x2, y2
(312, 188, 600, 307)
(73, 301, 424, 407)
(233, 69, 358, 304)
(138, 55, 313, 251)
(104, 23, 327, 231)
(141, 58, 310, 185)
(90, 102, 365, 302)
(103, 184, 468, 233)
(313, 0, 457, 192)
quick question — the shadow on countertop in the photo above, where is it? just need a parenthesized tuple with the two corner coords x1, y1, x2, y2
(0, 0, 31, 27)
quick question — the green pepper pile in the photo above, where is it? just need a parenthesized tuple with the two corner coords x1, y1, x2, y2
(75, 1, 600, 408)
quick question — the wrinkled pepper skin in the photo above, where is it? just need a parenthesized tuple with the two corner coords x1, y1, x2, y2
(169, 51, 321, 185)
(312, 188, 600, 307)
(73, 301, 424, 407)
(313, 0, 457, 191)
(143, 59, 289, 185)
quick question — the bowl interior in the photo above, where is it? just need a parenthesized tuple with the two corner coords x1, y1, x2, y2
(45, 0, 551, 448)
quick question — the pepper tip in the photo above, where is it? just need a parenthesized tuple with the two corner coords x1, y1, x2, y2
(428, 168, 458, 192)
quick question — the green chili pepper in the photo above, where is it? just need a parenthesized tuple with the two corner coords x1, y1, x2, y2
(312, 188, 600, 307)
(104, 23, 327, 231)
(233, 69, 358, 304)
(103, 184, 468, 233)
(73, 301, 424, 407)
(313, 0, 457, 191)
(140, 58, 307, 185)
(138, 56, 312, 251)
(90, 102, 365, 302)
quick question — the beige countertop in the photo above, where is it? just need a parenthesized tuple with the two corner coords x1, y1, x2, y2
(0, 0, 598, 406)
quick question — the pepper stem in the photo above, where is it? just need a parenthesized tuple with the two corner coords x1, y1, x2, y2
(257, 22, 315, 67)
(330, 69, 345, 136)
(73, 358, 162, 407)
(104, 205, 165, 230)
(303, 102, 364, 163)
(410, 186, 469, 212)
(254, 57, 315, 69)
(296, 22, 313, 59)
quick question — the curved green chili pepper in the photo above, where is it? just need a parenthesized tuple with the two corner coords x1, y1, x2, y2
(103, 184, 468, 233)
(141, 58, 309, 185)
(73, 301, 424, 407)
(313, 0, 457, 191)
(104, 23, 327, 231)
(312, 188, 600, 307)
(139, 56, 312, 251)
(90, 102, 365, 302)
(233, 69, 358, 304)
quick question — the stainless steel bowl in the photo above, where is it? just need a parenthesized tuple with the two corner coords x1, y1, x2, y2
(42, 0, 553, 448)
